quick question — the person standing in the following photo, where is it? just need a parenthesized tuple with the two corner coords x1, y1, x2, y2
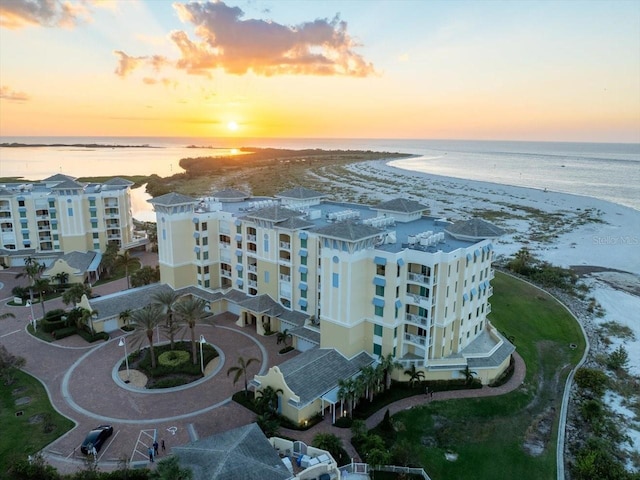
(161, 439, 166, 453)
(153, 440, 159, 456)
(148, 446, 154, 463)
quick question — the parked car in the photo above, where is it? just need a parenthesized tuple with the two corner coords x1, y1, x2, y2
(80, 425, 113, 454)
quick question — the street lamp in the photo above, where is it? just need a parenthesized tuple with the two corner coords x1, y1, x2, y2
(118, 337, 130, 382)
(199, 335, 206, 374)
(26, 299, 36, 331)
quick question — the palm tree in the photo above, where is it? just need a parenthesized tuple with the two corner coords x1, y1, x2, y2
(256, 386, 283, 415)
(360, 365, 377, 402)
(53, 271, 69, 289)
(32, 278, 51, 318)
(130, 305, 162, 369)
(338, 378, 357, 417)
(78, 307, 98, 335)
(174, 296, 207, 364)
(227, 356, 259, 397)
(276, 329, 293, 348)
(404, 364, 425, 388)
(62, 283, 92, 306)
(119, 309, 132, 328)
(152, 290, 181, 350)
(379, 353, 402, 390)
(17, 257, 45, 319)
(460, 365, 478, 385)
(113, 250, 140, 289)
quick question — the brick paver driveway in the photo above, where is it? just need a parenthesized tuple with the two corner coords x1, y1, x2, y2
(0, 259, 296, 474)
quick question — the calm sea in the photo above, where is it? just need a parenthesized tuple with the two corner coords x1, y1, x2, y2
(1, 137, 638, 214)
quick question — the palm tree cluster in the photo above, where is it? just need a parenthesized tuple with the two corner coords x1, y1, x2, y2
(337, 354, 404, 418)
(125, 293, 209, 370)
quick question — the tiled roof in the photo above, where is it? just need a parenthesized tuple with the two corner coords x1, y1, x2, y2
(467, 340, 515, 368)
(290, 326, 320, 344)
(90, 283, 175, 320)
(445, 218, 505, 239)
(172, 423, 290, 480)
(50, 179, 85, 189)
(176, 285, 225, 303)
(313, 220, 382, 241)
(46, 251, 97, 273)
(374, 198, 428, 213)
(276, 186, 325, 199)
(245, 205, 300, 222)
(278, 349, 374, 406)
(278, 309, 309, 328)
(148, 192, 198, 206)
(103, 177, 134, 186)
(240, 294, 282, 314)
(213, 188, 250, 200)
(43, 174, 76, 182)
(273, 216, 314, 230)
(224, 289, 250, 304)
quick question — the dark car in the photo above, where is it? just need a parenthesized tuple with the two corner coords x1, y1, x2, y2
(80, 425, 113, 455)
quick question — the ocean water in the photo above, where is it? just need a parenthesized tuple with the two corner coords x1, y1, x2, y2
(1, 136, 638, 212)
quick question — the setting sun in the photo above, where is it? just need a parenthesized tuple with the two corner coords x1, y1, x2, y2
(227, 121, 239, 132)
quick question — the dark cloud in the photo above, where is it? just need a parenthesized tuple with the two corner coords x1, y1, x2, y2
(0, 85, 30, 101)
(0, 0, 90, 29)
(116, 0, 374, 80)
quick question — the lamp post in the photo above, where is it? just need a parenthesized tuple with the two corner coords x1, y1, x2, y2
(118, 337, 130, 382)
(199, 335, 206, 374)
(26, 298, 36, 331)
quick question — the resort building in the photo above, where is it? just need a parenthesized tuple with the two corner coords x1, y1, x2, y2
(0, 174, 146, 267)
(149, 186, 514, 425)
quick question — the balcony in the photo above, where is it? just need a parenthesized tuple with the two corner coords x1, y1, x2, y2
(1, 227, 14, 233)
(220, 269, 232, 278)
(397, 358, 425, 369)
(247, 234, 257, 242)
(407, 272, 430, 284)
(247, 264, 257, 273)
(486, 303, 492, 314)
(406, 293, 432, 308)
(487, 286, 494, 297)
(220, 241, 231, 248)
(279, 274, 291, 283)
(405, 313, 430, 327)
(279, 241, 291, 250)
(404, 332, 427, 346)
(248, 279, 258, 287)
(489, 270, 495, 279)
(219, 226, 231, 235)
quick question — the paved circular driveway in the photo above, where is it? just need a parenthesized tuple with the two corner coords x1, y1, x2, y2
(0, 265, 295, 473)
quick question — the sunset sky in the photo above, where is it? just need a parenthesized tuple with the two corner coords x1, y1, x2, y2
(0, 0, 639, 142)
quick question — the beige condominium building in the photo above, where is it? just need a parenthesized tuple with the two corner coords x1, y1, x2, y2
(0, 174, 142, 269)
(150, 186, 513, 424)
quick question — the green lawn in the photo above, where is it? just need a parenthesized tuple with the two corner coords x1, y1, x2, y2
(388, 271, 586, 480)
(0, 370, 75, 471)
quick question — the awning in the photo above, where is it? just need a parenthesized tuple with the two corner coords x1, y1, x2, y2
(373, 297, 385, 307)
(374, 256, 387, 266)
(235, 234, 243, 242)
(300, 283, 308, 291)
(235, 264, 243, 271)
(373, 277, 386, 287)
(192, 217, 199, 223)
(299, 231, 308, 240)
(466, 253, 472, 261)
(463, 293, 469, 301)
(397, 258, 405, 267)
(300, 249, 308, 257)
(193, 232, 200, 238)
(236, 279, 244, 287)
(395, 299, 402, 309)
(321, 386, 340, 405)
(235, 249, 243, 257)
(298, 298, 308, 307)
(298, 265, 308, 274)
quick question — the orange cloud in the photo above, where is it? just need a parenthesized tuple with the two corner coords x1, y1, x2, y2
(0, 0, 91, 29)
(116, 0, 375, 79)
(0, 85, 30, 101)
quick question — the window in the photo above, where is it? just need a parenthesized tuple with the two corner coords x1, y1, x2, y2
(91, 220, 98, 228)
(68, 208, 73, 216)
(374, 305, 384, 317)
(236, 225, 242, 234)
(375, 285, 384, 296)
(373, 343, 382, 356)
(23, 233, 29, 240)
(201, 222, 207, 231)
(204, 266, 209, 274)
(18, 200, 25, 207)
(203, 251, 209, 260)
(300, 272, 307, 282)
(202, 237, 208, 246)
(195, 237, 200, 246)
(301, 256, 307, 266)
(264, 234, 269, 252)
(332, 273, 339, 288)
(20, 212, 26, 218)
(374, 324, 383, 336)
(93, 243, 100, 249)
(301, 289, 307, 298)
(301, 238, 307, 248)
(197, 266, 202, 274)
(264, 271, 270, 283)
(376, 264, 386, 276)
(90, 211, 97, 218)
(204, 279, 210, 288)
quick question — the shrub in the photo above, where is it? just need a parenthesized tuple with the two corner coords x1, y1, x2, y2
(44, 309, 66, 321)
(574, 368, 608, 398)
(52, 326, 77, 340)
(606, 345, 629, 371)
(158, 350, 189, 367)
(76, 329, 109, 343)
(278, 346, 294, 354)
(334, 417, 353, 428)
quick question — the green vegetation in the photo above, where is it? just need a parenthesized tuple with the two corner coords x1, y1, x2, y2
(376, 272, 585, 480)
(0, 370, 74, 472)
(506, 247, 580, 293)
(144, 148, 411, 198)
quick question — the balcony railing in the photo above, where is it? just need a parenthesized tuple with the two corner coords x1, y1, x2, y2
(279, 241, 291, 250)
(247, 234, 257, 242)
(487, 286, 494, 297)
(279, 274, 291, 282)
(405, 313, 429, 327)
(247, 264, 257, 273)
(397, 358, 425, 369)
(220, 270, 232, 278)
(220, 241, 231, 248)
(248, 280, 257, 287)
(1, 228, 14, 233)
(486, 303, 492, 314)
(489, 270, 495, 279)
(407, 272, 430, 284)
(407, 293, 432, 307)
(404, 332, 427, 346)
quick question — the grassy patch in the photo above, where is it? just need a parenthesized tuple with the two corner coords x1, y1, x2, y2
(0, 370, 74, 471)
(386, 272, 586, 480)
(598, 321, 636, 341)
